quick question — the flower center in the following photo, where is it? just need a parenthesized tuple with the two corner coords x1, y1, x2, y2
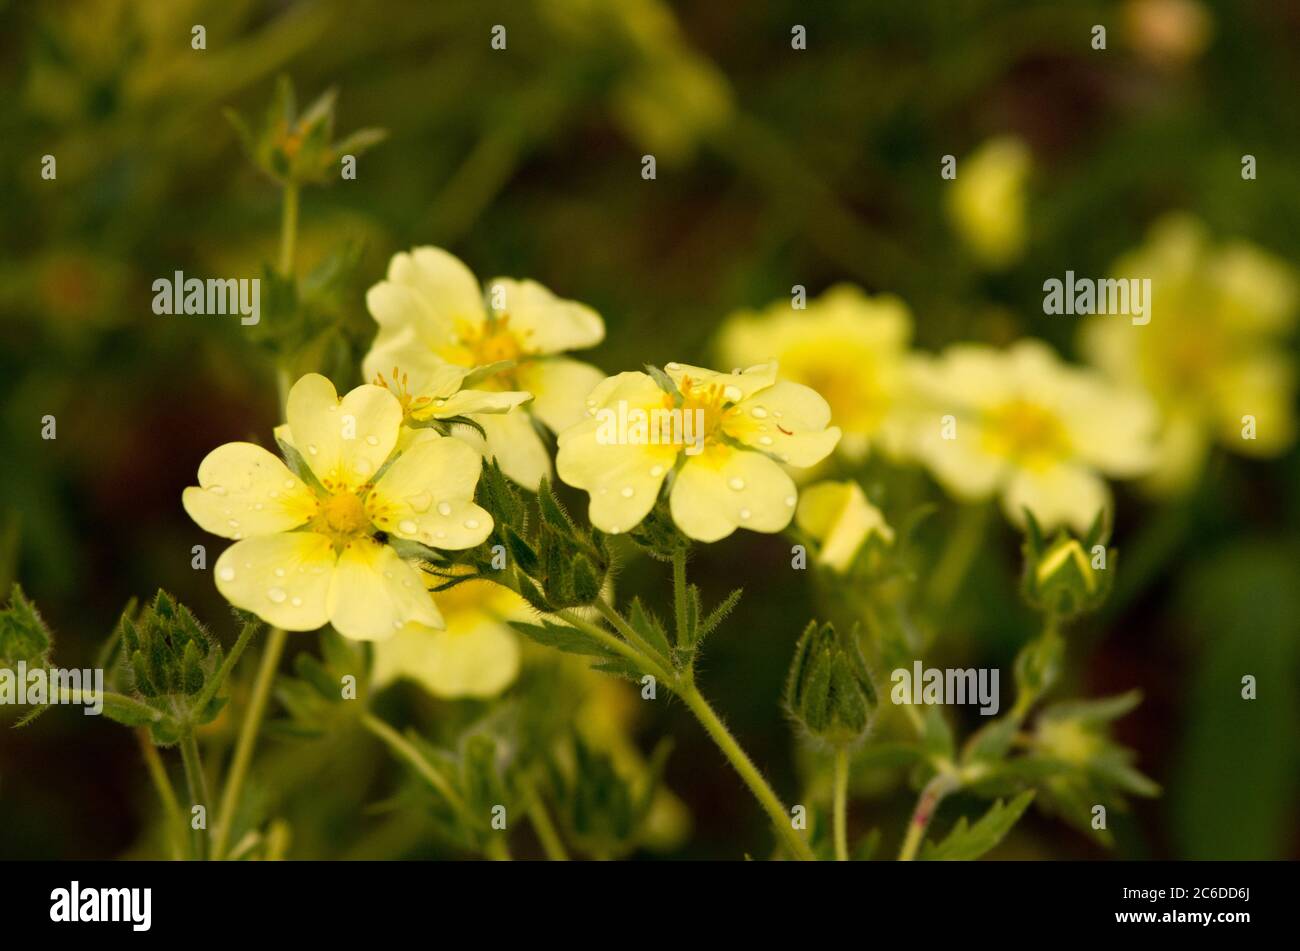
(676, 378, 733, 446)
(320, 492, 371, 536)
(983, 398, 1069, 467)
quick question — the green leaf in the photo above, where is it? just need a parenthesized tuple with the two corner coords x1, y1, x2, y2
(628, 598, 672, 662)
(509, 621, 619, 661)
(696, 587, 741, 642)
(920, 790, 1035, 860)
(0, 585, 53, 669)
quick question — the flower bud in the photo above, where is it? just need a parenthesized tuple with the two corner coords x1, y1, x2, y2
(1020, 511, 1113, 619)
(786, 621, 877, 747)
(795, 480, 893, 573)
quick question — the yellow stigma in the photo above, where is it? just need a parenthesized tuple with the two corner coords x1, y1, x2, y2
(983, 398, 1070, 468)
(440, 317, 526, 390)
(320, 492, 371, 536)
(676, 377, 731, 445)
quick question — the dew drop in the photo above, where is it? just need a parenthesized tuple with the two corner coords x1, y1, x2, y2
(209, 485, 227, 496)
(464, 518, 480, 529)
(227, 518, 240, 529)
(365, 435, 380, 446)
(759, 435, 774, 446)
(267, 587, 287, 603)
(399, 519, 418, 534)
(620, 486, 635, 498)
(437, 501, 452, 516)
(291, 597, 303, 607)
(407, 492, 433, 512)
(739, 508, 752, 520)
(650, 465, 664, 477)
(218, 567, 235, 581)
(284, 479, 296, 489)
(750, 406, 768, 419)
(307, 444, 319, 456)
(785, 495, 796, 507)
(729, 478, 745, 491)
(723, 385, 742, 402)
(254, 502, 265, 511)
(274, 567, 286, 578)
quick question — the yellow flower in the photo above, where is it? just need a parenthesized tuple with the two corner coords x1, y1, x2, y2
(556, 361, 841, 541)
(907, 340, 1157, 532)
(183, 374, 493, 641)
(372, 573, 524, 700)
(795, 481, 893, 572)
(946, 136, 1031, 269)
(362, 247, 607, 490)
(715, 285, 914, 460)
(1081, 215, 1298, 494)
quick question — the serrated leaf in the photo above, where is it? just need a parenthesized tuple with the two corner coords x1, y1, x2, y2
(697, 587, 741, 641)
(628, 598, 672, 662)
(509, 621, 618, 661)
(920, 790, 1035, 861)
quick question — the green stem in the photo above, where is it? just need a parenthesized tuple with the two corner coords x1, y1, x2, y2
(898, 772, 959, 861)
(678, 684, 817, 862)
(278, 182, 299, 276)
(556, 607, 670, 682)
(672, 548, 689, 646)
(833, 747, 850, 862)
(212, 626, 286, 861)
(192, 619, 261, 716)
(137, 730, 185, 861)
(360, 712, 472, 825)
(178, 730, 210, 861)
(593, 597, 666, 668)
(485, 837, 512, 861)
(522, 775, 569, 862)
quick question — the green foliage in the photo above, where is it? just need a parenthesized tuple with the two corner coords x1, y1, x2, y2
(0, 585, 55, 726)
(786, 621, 878, 747)
(920, 791, 1035, 861)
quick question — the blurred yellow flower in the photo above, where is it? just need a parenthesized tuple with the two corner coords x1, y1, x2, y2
(795, 481, 893, 572)
(372, 573, 523, 700)
(183, 374, 492, 640)
(716, 285, 914, 460)
(557, 361, 841, 541)
(947, 136, 1031, 269)
(907, 340, 1158, 532)
(1081, 215, 1298, 494)
(363, 247, 606, 490)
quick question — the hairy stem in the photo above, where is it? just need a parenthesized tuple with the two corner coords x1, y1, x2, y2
(525, 782, 569, 862)
(672, 548, 688, 646)
(212, 626, 286, 860)
(678, 683, 817, 862)
(137, 729, 184, 860)
(898, 772, 959, 861)
(278, 182, 299, 276)
(360, 712, 472, 826)
(178, 730, 210, 861)
(833, 746, 850, 862)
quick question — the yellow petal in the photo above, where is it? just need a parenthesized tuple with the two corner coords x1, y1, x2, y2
(367, 246, 485, 343)
(374, 621, 520, 699)
(214, 531, 336, 630)
(328, 538, 443, 640)
(368, 437, 493, 549)
(470, 410, 554, 491)
(725, 380, 841, 467)
(556, 421, 676, 536)
(363, 324, 474, 399)
(485, 277, 604, 354)
(796, 481, 892, 572)
(669, 446, 797, 542)
(1001, 464, 1109, 534)
(286, 374, 402, 492)
(516, 356, 606, 432)
(183, 442, 317, 539)
(416, 387, 531, 420)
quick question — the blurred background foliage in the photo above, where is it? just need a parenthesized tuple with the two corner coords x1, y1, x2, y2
(1, 0, 1297, 859)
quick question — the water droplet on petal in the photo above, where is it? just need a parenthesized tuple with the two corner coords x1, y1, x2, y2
(609, 525, 621, 534)
(399, 519, 418, 534)
(729, 478, 745, 491)
(284, 479, 296, 489)
(365, 435, 379, 446)
(759, 436, 774, 446)
(291, 597, 303, 607)
(218, 567, 235, 581)
(739, 508, 752, 520)
(464, 518, 480, 529)
(227, 518, 240, 529)
(274, 567, 286, 578)
(650, 465, 664, 477)
(785, 495, 796, 507)
(307, 444, 319, 455)
(750, 406, 768, 419)
(267, 587, 287, 603)
(392, 620, 403, 630)
(209, 485, 227, 496)
(620, 486, 635, 498)
(437, 501, 452, 516)
(407, 492, 433, 512)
